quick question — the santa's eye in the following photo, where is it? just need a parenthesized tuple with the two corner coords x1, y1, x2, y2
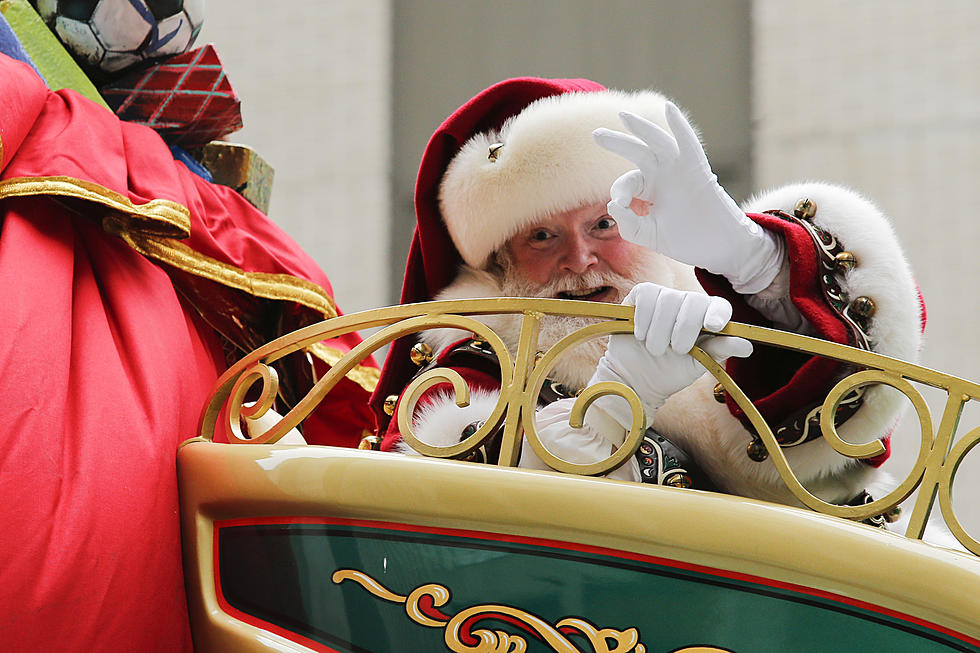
(531, 229, 554, 242)
(595, 216, 616, 230)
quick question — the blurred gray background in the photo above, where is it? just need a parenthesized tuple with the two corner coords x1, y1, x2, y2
(199, 1, 980, 534)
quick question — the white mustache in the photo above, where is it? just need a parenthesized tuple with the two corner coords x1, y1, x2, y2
(504, 269, 634, 301)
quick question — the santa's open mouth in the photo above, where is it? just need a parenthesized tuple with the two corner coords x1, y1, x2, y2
(554, 286, 614, 302)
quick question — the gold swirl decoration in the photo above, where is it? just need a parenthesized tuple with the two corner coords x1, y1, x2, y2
(196, 298, 980, 554)
(331, 568, 650, 653)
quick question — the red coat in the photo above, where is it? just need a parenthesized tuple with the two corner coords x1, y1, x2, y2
(0, 54, 376, 651)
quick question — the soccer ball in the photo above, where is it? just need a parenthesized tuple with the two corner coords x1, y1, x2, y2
(33, 0, 205, 77)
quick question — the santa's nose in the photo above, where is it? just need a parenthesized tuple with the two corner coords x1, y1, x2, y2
(559, 234, 599, 274)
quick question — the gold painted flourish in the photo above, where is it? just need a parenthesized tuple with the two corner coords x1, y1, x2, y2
(331, 568, 648, 653)
(197, 298, 980, 554)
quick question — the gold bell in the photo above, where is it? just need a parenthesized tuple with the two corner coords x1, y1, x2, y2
(712, 382, 727, 403)
(382, 394, 399, 416)
(834, 251, 858, 273)
(358, 435, 382, 450)
(664, 473, 693, 489)
(793, 198, 817, 220)
(850, 296, 876, 319)
(410, 342, 434, 366)
(746, 438, 769, 462)
(488, 142, 504, 162)
(883, 505, 902, 523)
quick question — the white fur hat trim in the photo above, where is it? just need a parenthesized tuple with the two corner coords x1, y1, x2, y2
(439, 89, 670, 268)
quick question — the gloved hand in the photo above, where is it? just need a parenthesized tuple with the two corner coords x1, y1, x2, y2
(588, 283, 753, 429)
(593, 103, 784, 294)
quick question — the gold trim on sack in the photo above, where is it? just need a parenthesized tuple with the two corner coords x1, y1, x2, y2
(0, 175, 379, 393)
(0, 175, 190, 238)
(104, 222, 379, 393)
(307, 342, 380, 392)
(105, 224, 339, 319)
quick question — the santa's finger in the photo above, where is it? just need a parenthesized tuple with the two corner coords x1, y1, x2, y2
(609, 170, 646, 206)
(702, 296, 734, 333)
(626, 283, 662, 341)
(664, 102, 709, 166)
(643, 287, 684, 356)
(618, 111, 681, 161)
(672, 292, 710, 355)
(592, 128, 658, 172)
(699, 335, 753, 361)
(606, 200, 652, 247)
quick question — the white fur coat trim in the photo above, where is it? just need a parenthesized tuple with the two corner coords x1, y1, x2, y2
(395, 387, 501, 455)
(741, 182, 921, 485)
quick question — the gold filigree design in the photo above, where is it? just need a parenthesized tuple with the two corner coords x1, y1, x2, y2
(197, 298, 980, 554)
(396, 315, 516, 461)
(332, 568, 648, 653)
(523, 318, 647, 476)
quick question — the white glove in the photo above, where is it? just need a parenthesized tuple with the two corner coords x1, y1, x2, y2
(588, 283, 753, 429)
(519, 399, 641, 482)
(593, 103, 784, 295)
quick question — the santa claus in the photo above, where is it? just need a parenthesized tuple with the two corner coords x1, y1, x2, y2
(371, 77, 924, 529)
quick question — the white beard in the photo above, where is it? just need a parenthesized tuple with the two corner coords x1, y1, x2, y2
(421, 248, 700, 390)
(497, 264, 630, 389)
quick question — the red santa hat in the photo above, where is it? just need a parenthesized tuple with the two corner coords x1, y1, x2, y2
(439, 86, 670, 269)
(371, 76, 668, 427)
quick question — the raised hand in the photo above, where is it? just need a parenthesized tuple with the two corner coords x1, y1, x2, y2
(593, 103, 783, 294)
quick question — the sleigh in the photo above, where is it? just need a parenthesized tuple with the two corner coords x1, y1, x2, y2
(178, 298, 980, 653)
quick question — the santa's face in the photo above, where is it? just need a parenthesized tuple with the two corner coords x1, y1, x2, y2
(501, 203, 648, 303)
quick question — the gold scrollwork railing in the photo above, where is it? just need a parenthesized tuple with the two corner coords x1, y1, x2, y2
(195, 298, 980, 555)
